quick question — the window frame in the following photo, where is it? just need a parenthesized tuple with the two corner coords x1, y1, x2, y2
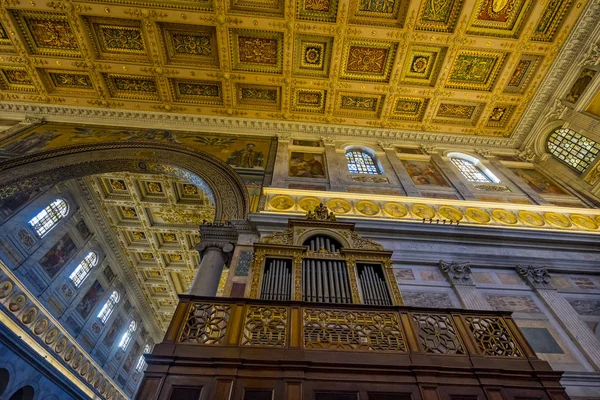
(28, 198, 69, 237)
(119, 320, 137, 350)
(447, 152, 500, 184)
(69, 251, 98, 288)
(546, 127, 600, 173)
(135, 344, 151, 372)
(98, 290, 120, 324)
(345, 149, 382, 175)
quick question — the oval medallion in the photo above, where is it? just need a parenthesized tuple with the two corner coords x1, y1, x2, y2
(20, 307, 38, 325)
(298, 197, 321, 212)
(544, 212, 571, 228)
(411, 203, 436, 219)
(269, 195, 294, 211)
(356, 201, 380, 216)
(492, 209, 517, 225)
(518, 211, 545, 227)
(465, 208, 491, 224)
(570, 214, 598, 230)
(383, 202, 408, 218)
(328, 198, 352, 214)
(438, 205, 463, 221)
(33, 318, 49, 335)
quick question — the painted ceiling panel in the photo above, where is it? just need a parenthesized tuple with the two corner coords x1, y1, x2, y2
(0, 0, 588, 138)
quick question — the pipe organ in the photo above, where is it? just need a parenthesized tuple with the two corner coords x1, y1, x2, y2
(250, 204, 403, 306)
(260, 258, 292, 301)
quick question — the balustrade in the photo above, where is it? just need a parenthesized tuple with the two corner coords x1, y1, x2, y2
(166, 296, 532, 360)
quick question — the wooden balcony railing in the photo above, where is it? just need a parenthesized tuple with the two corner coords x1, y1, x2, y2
(162, 296, 536, 361)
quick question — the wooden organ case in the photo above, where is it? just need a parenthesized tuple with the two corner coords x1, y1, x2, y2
(249, 204, 403, 306)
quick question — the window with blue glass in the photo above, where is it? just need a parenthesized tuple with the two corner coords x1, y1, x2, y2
(345, 151, 380, 175)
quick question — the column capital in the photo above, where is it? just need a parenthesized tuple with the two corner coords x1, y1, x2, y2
(320, 136, 336, 146)
(195, 222, 239, 262)
(276, 133, 291, 142)
(377, 140, 395, 150)
(439, 260, 473, 286)
(23, 115, 45, 124)
(516, 265, 553, 290)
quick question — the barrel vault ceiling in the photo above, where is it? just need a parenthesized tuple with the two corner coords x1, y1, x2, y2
(84, 172, 220, 331)
(0, 0, 589, 138)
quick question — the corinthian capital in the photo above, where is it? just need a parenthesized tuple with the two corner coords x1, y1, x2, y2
(516, 265, 552, 289)
(439, 260, 473, 285)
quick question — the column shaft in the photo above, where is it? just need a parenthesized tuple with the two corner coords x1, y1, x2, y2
(536, 289, 600, 370)
(383, 149, 418, 196)
(430, 154, 477, 200)
(189, 247, 227, 297)
(453, 285, 493, 310)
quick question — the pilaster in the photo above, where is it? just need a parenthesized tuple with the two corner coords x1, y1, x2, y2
(517, 265, 600, 371)
(430, 154, 477, 200)
(271, 134, 290, 188)
(488, 158, 549, 205)
(322, 137, 345, 191)
(379, 142, 416, 196)
(439, 260, 492, 310)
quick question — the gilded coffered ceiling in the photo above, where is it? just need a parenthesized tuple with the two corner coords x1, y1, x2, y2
(0, 0, 589, 138)
(86, 172, 220, 330)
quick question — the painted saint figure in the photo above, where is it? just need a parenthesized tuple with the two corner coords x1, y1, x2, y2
(227, 143, 264, 168)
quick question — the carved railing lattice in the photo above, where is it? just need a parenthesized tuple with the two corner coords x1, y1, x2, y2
(303, 309, 407, 352)
(412, 314, 465, 355)
(242, 306, 288, 347)
(465, 316, 523, 357)
(179, 303, 231, 345)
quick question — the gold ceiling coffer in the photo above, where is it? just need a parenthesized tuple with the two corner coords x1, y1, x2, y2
(189, 222, 238, 297)
(250, 204, 403, 306)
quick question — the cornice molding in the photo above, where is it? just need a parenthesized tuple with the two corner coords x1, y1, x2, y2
(0, 102, 517, 148)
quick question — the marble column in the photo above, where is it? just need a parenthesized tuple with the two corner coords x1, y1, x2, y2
(189, 223, 238, 297)
(517, 265, 600, 370)
(487, 158, 549, 204)
(439, 260, 493, 310)
(379, 143, 418, 196)
(270, 134, 290, 188)
(430, 154, 477, 200)
(322, 137, 345, 191)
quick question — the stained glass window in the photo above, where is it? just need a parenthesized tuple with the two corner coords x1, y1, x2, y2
(136, 344, 151, 372)
(450, 158, 493, 183)
(28, 199, 68, 237)
(98, 290, 120, 324)
(69, 252, 98, 288)
(345, 151, 380, 174)
(547, 128, 600, 173)
(119, 320, 137, 350)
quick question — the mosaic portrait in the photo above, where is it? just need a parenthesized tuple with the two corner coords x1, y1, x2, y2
(39, 233, 78, 279)
(288, 152, 326, 178)
(401, 159, 450, 187)
(0, 123, 273, 171)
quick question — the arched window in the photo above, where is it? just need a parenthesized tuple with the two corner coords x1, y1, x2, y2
(28, 199, 68, 237)
(345, 150, 381, 175)
(135, 344, 151, 372)
(448, 153, 500, 183)
(69, 252, 98, 288)
(98, 291, 120, 324)
(547, 127, 600, 173)
(119, 320, 136, 350)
